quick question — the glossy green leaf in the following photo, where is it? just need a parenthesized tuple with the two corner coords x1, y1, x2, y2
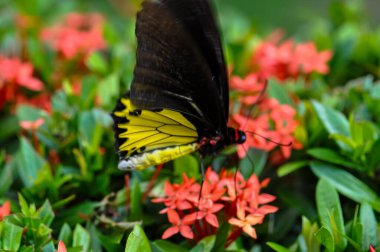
(266, 242, 292, 252)
(311, 100, 350, 150)
(58, 223, 72, 246)
(174, 154, 200, 180)
(16, 137, 46, 188)
(1, 221, 23, 251)
(73, 224, 90, 252)
(125, 225, 151, 252)
(152, 240, 188, 252)
(311, 162, 380, 211)
(301, 216, 321, 252)
(315, 227, 334, 252)
(38, 200, 54, 226)
(0, 158, 14, 196)
(316, 179, 347, 250)
(307, 148, 361, 170)
(277, 160, 308, 177)
(360, 203, 378, 250)
(130, 179, 142, 221)
(190, 235, 215, 252)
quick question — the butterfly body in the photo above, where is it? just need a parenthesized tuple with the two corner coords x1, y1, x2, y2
(113, 0, 246, 170)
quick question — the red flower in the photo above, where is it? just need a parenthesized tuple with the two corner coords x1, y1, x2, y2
(152, 168, 278, 242)
(162, 210, 197, 239)
(41, 13, 106, 60)
(231, 95, 302, 160)
(0, 201, 11, 221)
(151, 174, 199, 213)
(57, 241, 67, 252)
(230, 73, 266, 105)
(251, 33, 332, 81)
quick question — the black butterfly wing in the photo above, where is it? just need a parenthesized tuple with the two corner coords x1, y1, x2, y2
(130, 0, 229, 134)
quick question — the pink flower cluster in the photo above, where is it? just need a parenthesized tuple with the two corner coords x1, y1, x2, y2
(251, 33, 332, 81)
(41, 13, 106, 59)
(152, 168, 277, 244)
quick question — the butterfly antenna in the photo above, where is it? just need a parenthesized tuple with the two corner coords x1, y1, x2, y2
(245, 131, 293, 147)
(241, 79, 268, 130)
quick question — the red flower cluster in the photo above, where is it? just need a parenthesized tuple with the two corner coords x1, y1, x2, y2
(232, 97, 302, 160)
(152, 168, 277, 244)
(41, 13, 106, 60)
(251, 33, 332, 81)
(0, 56, 49, 111)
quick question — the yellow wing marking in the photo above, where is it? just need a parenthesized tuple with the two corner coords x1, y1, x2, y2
(113, 97, 199, 170)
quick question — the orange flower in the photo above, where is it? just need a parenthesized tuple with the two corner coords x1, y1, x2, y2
(0, 201, 11, 221)
(228, 202, 264, 239)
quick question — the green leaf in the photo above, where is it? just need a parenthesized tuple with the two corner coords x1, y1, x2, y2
(16, 105, 48, 122)
(360, 203, 378, 250)
(307, 148, 362, 170)
(38, 200, 54, 226)
(130, 179, 142, 221)
(301, 217, 321, 252)
(277, 160, 308, 177)
(1, 221, 23, 251)
(190, 235, 215, 252)
(311, 100, 350, 150)
(125, 225, 151, 252)
(268, 79, 294, 105)
(0, 115, 19, 141)
(86, 52, 108, 74)
(266, 242, 292, 252)
(315, 227, 334, 252)
(152, 240, 188, 252)
(16, 137, 46, 188)
(97, 74, 119, 108)
(174, 154, 200, 180)
(316, 179, 347, 250)
(311, 162, 380, 212)
(240, 148, 268, 177)
(73, 224, 90, 252)
(0, 158, 15, 196)
(58, 223, 72, 246)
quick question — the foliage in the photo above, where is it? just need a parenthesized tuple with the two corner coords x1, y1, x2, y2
(0, 0, 379, 251)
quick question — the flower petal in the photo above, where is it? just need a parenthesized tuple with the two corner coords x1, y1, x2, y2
(162, 226, 179, 239)
(57, 241, 67, 252)
(205, 213, 219, 228)
(243, 224, 257, 239)
(179, 225, 194, 239)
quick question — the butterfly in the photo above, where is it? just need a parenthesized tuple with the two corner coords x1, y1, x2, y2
(112, 0, 246, 170)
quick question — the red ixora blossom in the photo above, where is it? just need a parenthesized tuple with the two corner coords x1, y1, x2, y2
(152, 168, 277, 244)
(41, 12, 106, 60)
(251, 32, 332, 81)
(0, 56, 47, 111)
(0, 201, 11, 221)
(232, 96, 302, 160)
